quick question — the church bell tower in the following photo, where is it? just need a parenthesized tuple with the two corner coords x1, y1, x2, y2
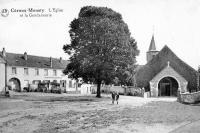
(146, 35, 159, 62)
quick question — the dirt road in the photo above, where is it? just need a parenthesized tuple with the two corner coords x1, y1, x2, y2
(0, 92, 200, 133)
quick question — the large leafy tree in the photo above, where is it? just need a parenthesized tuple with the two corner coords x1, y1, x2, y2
(63, 6, 139, 97)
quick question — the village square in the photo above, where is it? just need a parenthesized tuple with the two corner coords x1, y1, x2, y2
(1, 0, 200, 133)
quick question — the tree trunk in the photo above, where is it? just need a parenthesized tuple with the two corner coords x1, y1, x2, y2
(96, 81, 101, 98)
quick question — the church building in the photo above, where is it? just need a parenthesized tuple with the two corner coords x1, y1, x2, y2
(135, 35, 199, 97)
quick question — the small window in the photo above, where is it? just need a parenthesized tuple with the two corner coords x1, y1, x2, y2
(24, 68, 29, 75)
(69, 80, 72, 88)
(53, 70, 57, 76)
(44, 69, 48, 76)
(12, 67, 17, 74)
(35, 68, 39, 76)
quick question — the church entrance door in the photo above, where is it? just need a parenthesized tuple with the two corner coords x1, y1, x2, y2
(158, 77, 178, 96)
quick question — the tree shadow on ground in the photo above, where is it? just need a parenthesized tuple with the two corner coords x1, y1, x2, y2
(9, 94, 110, 102)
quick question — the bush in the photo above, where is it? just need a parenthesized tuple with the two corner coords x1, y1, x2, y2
(50, 82, 61, 94)
(51, 86, 61, 94)
(23, 87, 29, 92)
(37, 83, 48, 92)
(5, 91, 10, 97)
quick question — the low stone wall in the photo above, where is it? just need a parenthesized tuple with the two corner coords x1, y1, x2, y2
(110, 86, 125, 94)
(178, 91, 200, 104)
(91, 85, 125, 94)
(66, 91, 81, 94)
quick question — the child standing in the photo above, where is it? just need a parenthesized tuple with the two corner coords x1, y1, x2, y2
(116, 92, 119, 104)
(111, 91, 115, 104)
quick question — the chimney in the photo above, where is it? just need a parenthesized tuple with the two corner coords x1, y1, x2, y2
(24, 52, 27, 60)
(2, 48, 6, 57)
(50, 57, 52, 68)
(59, 57, 62, 63)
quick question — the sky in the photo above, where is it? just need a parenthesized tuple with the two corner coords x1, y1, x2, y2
(0, 0, 200, 70)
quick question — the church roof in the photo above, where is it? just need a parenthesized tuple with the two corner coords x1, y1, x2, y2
(0, 52, 69, 69)
(135, 45, 198, 91)
(148, 35, 156, 51)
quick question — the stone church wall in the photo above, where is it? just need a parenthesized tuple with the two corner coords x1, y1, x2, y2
(150, 65, 188, 97)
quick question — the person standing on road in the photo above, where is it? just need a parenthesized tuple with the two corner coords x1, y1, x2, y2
(116, 92, 119, 104)
(111, 91, 115, 104)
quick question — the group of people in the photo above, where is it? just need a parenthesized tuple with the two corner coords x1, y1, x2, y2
(111, 91, 119, 104)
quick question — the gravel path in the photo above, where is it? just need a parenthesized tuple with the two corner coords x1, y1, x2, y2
(0, 92, 200, 133)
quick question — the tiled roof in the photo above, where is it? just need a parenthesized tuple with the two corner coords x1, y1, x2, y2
(1, 52, 69, 69)
(136, 45, 198, 91)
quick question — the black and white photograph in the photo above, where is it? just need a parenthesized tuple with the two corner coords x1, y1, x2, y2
(0, 0, 200, 132)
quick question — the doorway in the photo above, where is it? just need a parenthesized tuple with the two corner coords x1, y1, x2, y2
(8, 78, 21, 92)
(158, 77, 178, 96)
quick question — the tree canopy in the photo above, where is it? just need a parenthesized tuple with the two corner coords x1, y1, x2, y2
(63, 6, 139, 97)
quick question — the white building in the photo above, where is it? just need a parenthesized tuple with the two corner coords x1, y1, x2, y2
(0, 48, 78, 92)
(0, 57, 6, 92)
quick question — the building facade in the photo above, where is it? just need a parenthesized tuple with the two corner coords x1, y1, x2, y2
(0, 57, 6, 92)
(0, 48, 77, 92)
(136, 35, 199, 97)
